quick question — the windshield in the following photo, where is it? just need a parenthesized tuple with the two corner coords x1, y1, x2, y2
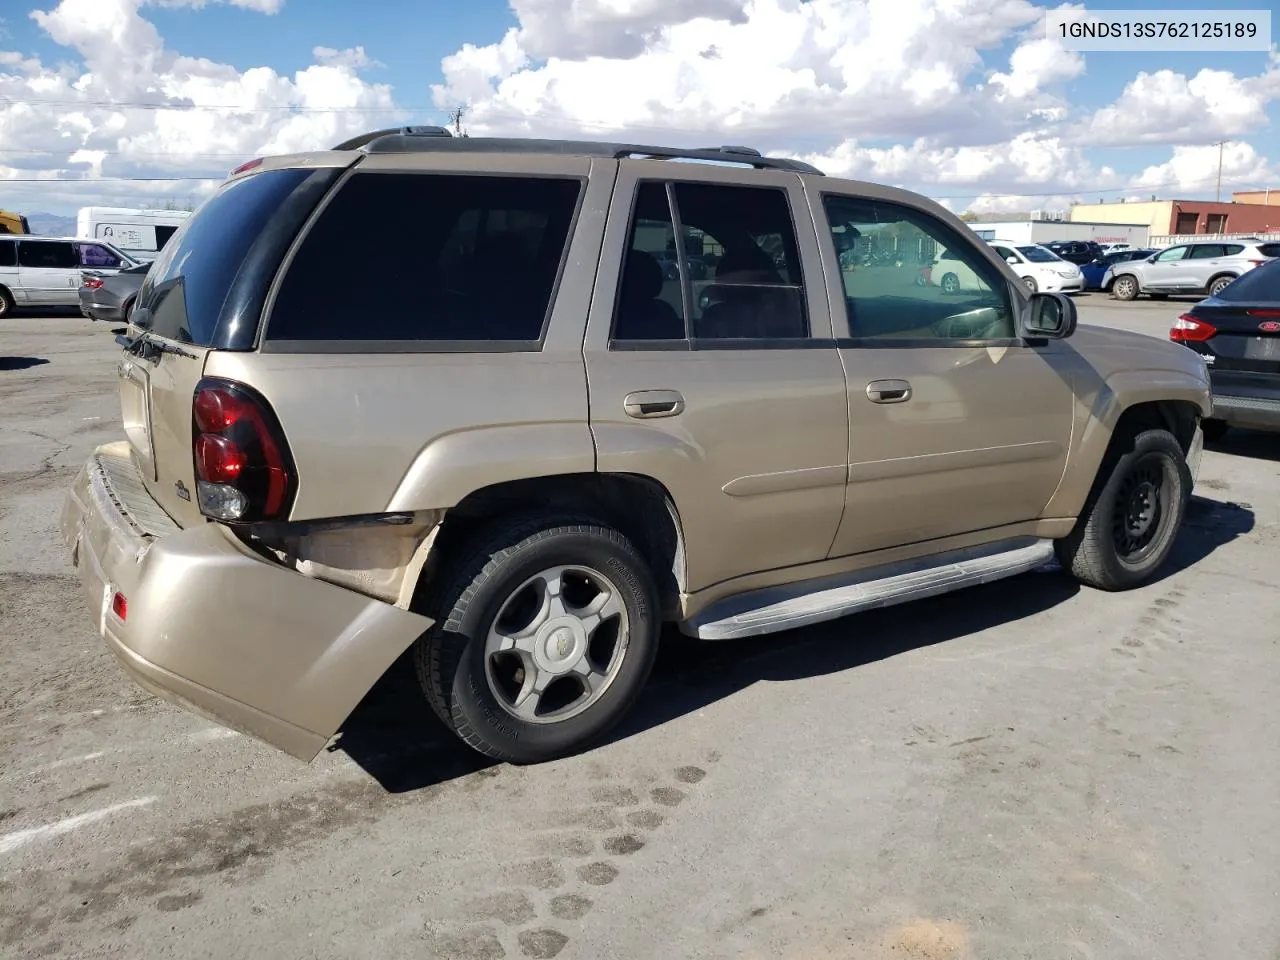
(1017, 245, 1061, 263)
(132, 167, 313, 344)
(1213, 259, 1280, 302)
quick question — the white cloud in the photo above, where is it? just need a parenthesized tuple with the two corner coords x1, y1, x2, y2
(312, 45, 382, 71)
(1080, 66, 1280, 147)
(433, 0, 1061, 145)
(150, 0, 286, 12)
(1132, 141, 1278, 195)
(1, 0, 403, 212)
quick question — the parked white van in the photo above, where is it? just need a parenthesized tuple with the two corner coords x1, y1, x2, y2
(75, 207, 190, 262)
(0, 235, 139, 316)
(987, 240, 1085, 294)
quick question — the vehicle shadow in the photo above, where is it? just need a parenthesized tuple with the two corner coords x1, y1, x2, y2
(0, 357, 50, 371)
(1205, 429, 1280, 463)
(335, 497, 1251, 793)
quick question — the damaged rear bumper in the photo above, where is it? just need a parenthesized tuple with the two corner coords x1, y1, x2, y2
(60, 441, 435, 760)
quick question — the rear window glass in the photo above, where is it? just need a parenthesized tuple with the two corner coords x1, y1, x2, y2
(1256, 243, 1280, 258)
(0, 239, 14, 268)
(266, 173, 583, 343)
(133, 168, 313, 345)
(1222, 244, 1245, 256)
(1212, 259, 1280, 302)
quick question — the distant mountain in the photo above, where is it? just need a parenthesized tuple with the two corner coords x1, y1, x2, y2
(24, 212, 77, 237)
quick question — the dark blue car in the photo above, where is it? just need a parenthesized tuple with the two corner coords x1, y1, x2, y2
(1081, 248, 1155, 291)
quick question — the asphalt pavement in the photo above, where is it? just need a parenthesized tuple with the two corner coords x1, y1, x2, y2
(1, 295, 1278, 960)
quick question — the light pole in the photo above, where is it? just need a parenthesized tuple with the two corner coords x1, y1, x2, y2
(1215, 140, 1226, 202)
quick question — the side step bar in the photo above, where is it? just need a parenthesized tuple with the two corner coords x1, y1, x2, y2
(682, 538, 1057, 640)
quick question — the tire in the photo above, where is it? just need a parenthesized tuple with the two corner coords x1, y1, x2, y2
(414, 515, 661, 764)
(941, 272, 960, 294)
(1200, 418, 1229, 443)
(1054, 428, 1192, 591)
(123, 298, 135, 323)
(1112, 274, 1139, 301)
(0, 286, 12, 318)
(1207, 275, 1236, 297)
(1022, 275, 1038, 293)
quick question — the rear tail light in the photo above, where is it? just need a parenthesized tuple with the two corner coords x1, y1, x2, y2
(111, 591, 127, 621)
(1170, 314, 1217, 343)
(1250, 259, 1269, 268)
(83, 277, 104, 289)
(191, 378, 295, 522)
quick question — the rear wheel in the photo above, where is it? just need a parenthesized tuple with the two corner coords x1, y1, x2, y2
(1207, 275, 1236, 297)
(1112, 275, 1139, 300)
(414, 515, 661, 763)
(941, 272, 960, 294)
(0, 286, 12, 317)
(1055, 428, 1191, 591)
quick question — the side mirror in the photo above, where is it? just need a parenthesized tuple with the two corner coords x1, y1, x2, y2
(1005, 255, 1019, 265)
(1024, 292, 1077, 340)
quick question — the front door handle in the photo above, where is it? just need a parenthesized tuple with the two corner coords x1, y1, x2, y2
(866, 379, 912, 404)
(624, 390, 685, 419)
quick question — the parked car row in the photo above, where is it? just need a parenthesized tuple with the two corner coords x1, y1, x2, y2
(0, 235, 139, 316)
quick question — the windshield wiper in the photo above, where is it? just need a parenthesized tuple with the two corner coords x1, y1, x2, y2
(115, 331, 199, 361)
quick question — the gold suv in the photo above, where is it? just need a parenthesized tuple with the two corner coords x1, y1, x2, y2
(61, 127, 1211, 765)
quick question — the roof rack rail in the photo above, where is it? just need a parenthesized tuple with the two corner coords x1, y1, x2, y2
(340, 131, 823, 175)
(330, 125, 452, 152)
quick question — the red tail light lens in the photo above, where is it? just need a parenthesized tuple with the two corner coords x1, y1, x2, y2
(83, 277, 104, 290)
(229, 158, 264, 177)
(191, 379, 295, 522)
(111, 591, 127, 621)
(1171, 314, 1217, 342)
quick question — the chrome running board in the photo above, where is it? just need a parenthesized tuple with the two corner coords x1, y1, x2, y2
(682, 538, 1057, 640)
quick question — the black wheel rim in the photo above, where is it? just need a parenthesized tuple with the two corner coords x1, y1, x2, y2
(1111, 454, 1169, 563)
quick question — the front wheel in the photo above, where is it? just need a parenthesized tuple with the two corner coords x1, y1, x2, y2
(415, 516, 661, 763)
(1022, 275, 1038, 294)
(941, 272, 960, 294)
(1055, 428, 1191, 591)
(0, 287, 12, 318)
(1112, 275, 1139, 301)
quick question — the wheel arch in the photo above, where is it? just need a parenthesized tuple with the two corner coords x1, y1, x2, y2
(1206, 271, 1239, 292)
(409, 472, 688, 622)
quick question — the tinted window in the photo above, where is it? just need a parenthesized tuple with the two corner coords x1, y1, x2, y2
(1017, 246, 1059, 263)
(1257, 243, 1280, 258)
(0, 239, 14, 268)
(154, 225, 180, 251)
(676, 182, 807, 340)
(268, 173, 581, 342)
(77, 243, 122, 268)
(825, 195, 1013, 341)
(1188, 244, 1226, 259)
(610, 181, 807, 342)
(613, 183, 687, 341)
(18, 240, 77, 269)
(1212, 259, 1280, 302)
(135, 168, 313, 345)
(1222, 244, 1245, 256)
(991, 245, 1018, 261)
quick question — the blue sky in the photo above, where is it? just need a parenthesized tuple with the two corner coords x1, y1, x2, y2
(2, 0, 1279, 214)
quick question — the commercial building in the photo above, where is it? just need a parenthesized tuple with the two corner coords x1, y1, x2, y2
(1232, 190, 1280, 207)
(1068, 200, 1280, 240)
(963, 218, 1148, 247)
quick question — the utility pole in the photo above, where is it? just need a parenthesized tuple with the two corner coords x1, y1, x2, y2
(1215, 140, 1226, 202)
(448, 106, 466, 137)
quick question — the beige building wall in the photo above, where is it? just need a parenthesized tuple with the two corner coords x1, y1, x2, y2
(1233, 190, 1280, 206)
(1069, 202, 1172, 236)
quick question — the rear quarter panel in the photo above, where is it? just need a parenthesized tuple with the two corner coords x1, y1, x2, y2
(205, 154, 615, 520)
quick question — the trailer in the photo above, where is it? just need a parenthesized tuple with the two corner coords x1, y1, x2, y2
(75, 206, 190, 262)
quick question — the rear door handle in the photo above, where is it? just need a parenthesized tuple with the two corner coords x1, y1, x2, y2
(624, 390, 685, 419)
(866, 379, 912, 404)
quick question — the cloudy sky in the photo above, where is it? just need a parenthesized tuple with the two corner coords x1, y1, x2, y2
(1, 0, 1278, 216)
